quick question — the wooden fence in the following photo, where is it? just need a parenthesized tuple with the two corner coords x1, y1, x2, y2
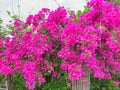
(72, 71, 90, 90)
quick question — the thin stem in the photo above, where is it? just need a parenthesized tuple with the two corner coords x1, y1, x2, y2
(12, 0, 15, 15)
(18, 0, 21, 19)
(29, 0, 35, 14)
(54, 0, 60, 7)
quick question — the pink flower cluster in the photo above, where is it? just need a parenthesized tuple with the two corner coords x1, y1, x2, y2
(0, 0, 120, 89)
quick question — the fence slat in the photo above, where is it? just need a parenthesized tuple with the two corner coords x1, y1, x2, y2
(72, 70, 90, 90)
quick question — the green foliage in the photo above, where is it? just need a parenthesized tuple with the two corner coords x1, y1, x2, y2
(1, 72, 120, 90)
(11, 72, 27, 90)
(83, 6, 91, 14)
(0, 27, 12, 36)
(110, 0, 120, 6)
(0, 18, 12, 36)
(41, 73, 70, 90)
(70, 6, 91, 22)
(6, 11, 19, 20)
(0, 18, 3, 24)
(0, 74, 6, 88)
(90, 75, 120, 90)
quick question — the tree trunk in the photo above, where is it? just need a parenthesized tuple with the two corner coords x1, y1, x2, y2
(72, 71, 90, 90)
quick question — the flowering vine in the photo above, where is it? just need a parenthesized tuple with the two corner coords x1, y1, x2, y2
(0, 0, 120, 89)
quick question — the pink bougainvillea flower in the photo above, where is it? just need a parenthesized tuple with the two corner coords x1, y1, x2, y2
(114, 81, 119, 86)
(52, 71, 60, 78)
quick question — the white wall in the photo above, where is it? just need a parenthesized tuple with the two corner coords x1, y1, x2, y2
(0, 0, 87, 24)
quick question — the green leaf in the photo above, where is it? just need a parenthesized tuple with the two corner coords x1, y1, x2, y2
(0, 19, 3, 24)
(69, 10, 75, 14)
(77, 10, 82, 17)
(6, 11, 11, 16)
(11, 15, 19, 20)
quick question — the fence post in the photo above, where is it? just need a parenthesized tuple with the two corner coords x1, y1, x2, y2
(7, 75, 13, 90)
(72, 70, 90, 90)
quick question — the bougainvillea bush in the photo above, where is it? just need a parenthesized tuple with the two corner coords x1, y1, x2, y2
(0, 0, 120, 89)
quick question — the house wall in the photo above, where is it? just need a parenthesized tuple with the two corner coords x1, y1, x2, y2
(0, 0, 87, 25)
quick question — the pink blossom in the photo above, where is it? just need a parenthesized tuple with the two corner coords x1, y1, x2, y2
(38, 73, 45, 84)
(114, 81, 119, 86)
(52, 71, 60, 78)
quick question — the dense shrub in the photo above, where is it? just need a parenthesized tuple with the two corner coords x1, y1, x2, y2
(1, 0, 120, 89)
